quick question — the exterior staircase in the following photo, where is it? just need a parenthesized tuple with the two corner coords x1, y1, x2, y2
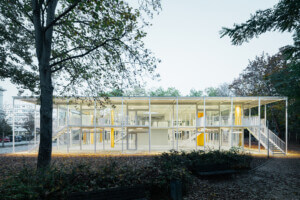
(52, 126, 68, 140)
(247, 125, 285, 155)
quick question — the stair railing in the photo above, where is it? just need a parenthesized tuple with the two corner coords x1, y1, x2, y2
(260, 125, 285, 153)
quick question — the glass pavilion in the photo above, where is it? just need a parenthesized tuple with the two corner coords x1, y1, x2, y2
(12, 96, 288, 154)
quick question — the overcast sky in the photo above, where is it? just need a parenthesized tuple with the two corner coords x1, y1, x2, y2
(0, 0, 293, 103)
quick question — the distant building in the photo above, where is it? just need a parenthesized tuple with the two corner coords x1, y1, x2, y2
(4, 103, 39, 136)
(0, 87, 5, 111)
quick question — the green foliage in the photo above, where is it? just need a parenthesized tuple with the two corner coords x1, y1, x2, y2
(149, 87, 181, 97)
(0, 111, 12, 138)
(0, 157, 191, 200)
(155, 150, 252, 175)
(220, 0, 300, 45)
(229, 53, 285, 96)
(205, 83, 232, 97)
(205, 87, 219, 97)
(0, 150, 252, 199)
(0, 0, 161, 95)
(221, 0, 300, 140)
(0, 0, 161, 168)
(189, 88, 203, 97)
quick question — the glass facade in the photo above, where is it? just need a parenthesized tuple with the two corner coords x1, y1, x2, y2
(11, 96, 287, 154)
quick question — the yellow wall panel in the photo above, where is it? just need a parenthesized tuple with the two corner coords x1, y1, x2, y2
(235, 106, 242, 125)
(198, 112, 204, 118)
(83, 132, 86, 144)
(90, 132, 94, 144)
(197, 133, 204, 146)
(111, 110, 114, 148)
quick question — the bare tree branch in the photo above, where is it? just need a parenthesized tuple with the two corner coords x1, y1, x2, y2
(50, 45, 92, 61)
(51, 33, 126, 72)
(44, 0, 82, 31)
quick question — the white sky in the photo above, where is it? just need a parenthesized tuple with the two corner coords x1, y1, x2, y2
(0, 0, 293, 103)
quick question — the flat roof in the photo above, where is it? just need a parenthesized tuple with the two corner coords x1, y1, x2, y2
(13, 96, 286, 109)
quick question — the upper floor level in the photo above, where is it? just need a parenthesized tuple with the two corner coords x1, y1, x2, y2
(14, 96, 286, 129)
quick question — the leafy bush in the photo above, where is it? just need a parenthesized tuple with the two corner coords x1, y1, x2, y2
(154, 148, 252, 174)
(0, 150, 251, 200)
(0, 160, 191, 200)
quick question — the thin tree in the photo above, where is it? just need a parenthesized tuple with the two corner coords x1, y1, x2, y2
(220, 0, 300, 140)
(0, 0, 160, 168)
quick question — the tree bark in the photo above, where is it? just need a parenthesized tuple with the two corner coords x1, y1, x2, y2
(37, 66, 53, 168)
(34, 0, 58, 169)
(2, 122, 4, 147)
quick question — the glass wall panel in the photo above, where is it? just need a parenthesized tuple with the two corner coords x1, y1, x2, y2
(204, 98, 221, 127)
(242, 98, 259, 127)
(69, 128, 81, 152)
(177, 99, 197, 151)
(57, 104, 67, 127)
(69, 103, 81, 126)
(81, 99, 95, 127)
(57, 130, 68, 152)
(232, 128, 243, 147)
(151, 104, 173, 128)
(125, 97, 149, 151)
(220, 128, 230, 149)
(205, 128, 220, 150)
(220, 99, 231, 126)
(150, 98, 175, 151)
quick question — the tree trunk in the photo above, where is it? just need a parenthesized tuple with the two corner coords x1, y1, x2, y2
(33, 0, 57, 169)
(37, 65, 53, 169)
(2, 125, 4, 147)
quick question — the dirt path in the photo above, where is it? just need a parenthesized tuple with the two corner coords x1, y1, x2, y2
(186, 154, 300, 199)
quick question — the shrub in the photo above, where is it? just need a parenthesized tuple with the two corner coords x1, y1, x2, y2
(0, 159, 191, 200)
(0, 150, 251, 199)
(154, 149, 252, 174)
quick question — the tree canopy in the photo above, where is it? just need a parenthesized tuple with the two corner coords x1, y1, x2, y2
(0, 0, 161, 95)
(220, 0, 300, 45)
(149, 87, 181, 97)
(221, 0, 300, 140)
(0, 0, 161, 168)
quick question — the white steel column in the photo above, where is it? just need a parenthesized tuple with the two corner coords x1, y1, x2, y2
(34, 104, 37, 145)
(264, 103, 267, 152)
(12, 98, 15, 153)
(195, 104, 198, 150)
(267, 121, 270, 158)
(258, 97, 261, 152)
(219, 103, 221, 150)
(57, 105, 59, 150)
(124, 103, 128, 151)
(173, 104, 175, 149)
(176, 97, 179, 151)
(94, 99, 96, 153)
(285, 98, 288, 154)
(230, 97, 233, 148)
(249, 108, 251, 149)
(67, 99, 70, 153)
(121, 96, 124, 153)
(80, 103, 82, 151)
(264, 104, 267, 126)
(203, 97, 206, 151)
(242, 104, 244, 151)
(148, 97, 151, 152)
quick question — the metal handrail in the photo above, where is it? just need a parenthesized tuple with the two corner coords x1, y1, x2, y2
(248, 126, 285, 153)
(260, 125, 285, 153)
